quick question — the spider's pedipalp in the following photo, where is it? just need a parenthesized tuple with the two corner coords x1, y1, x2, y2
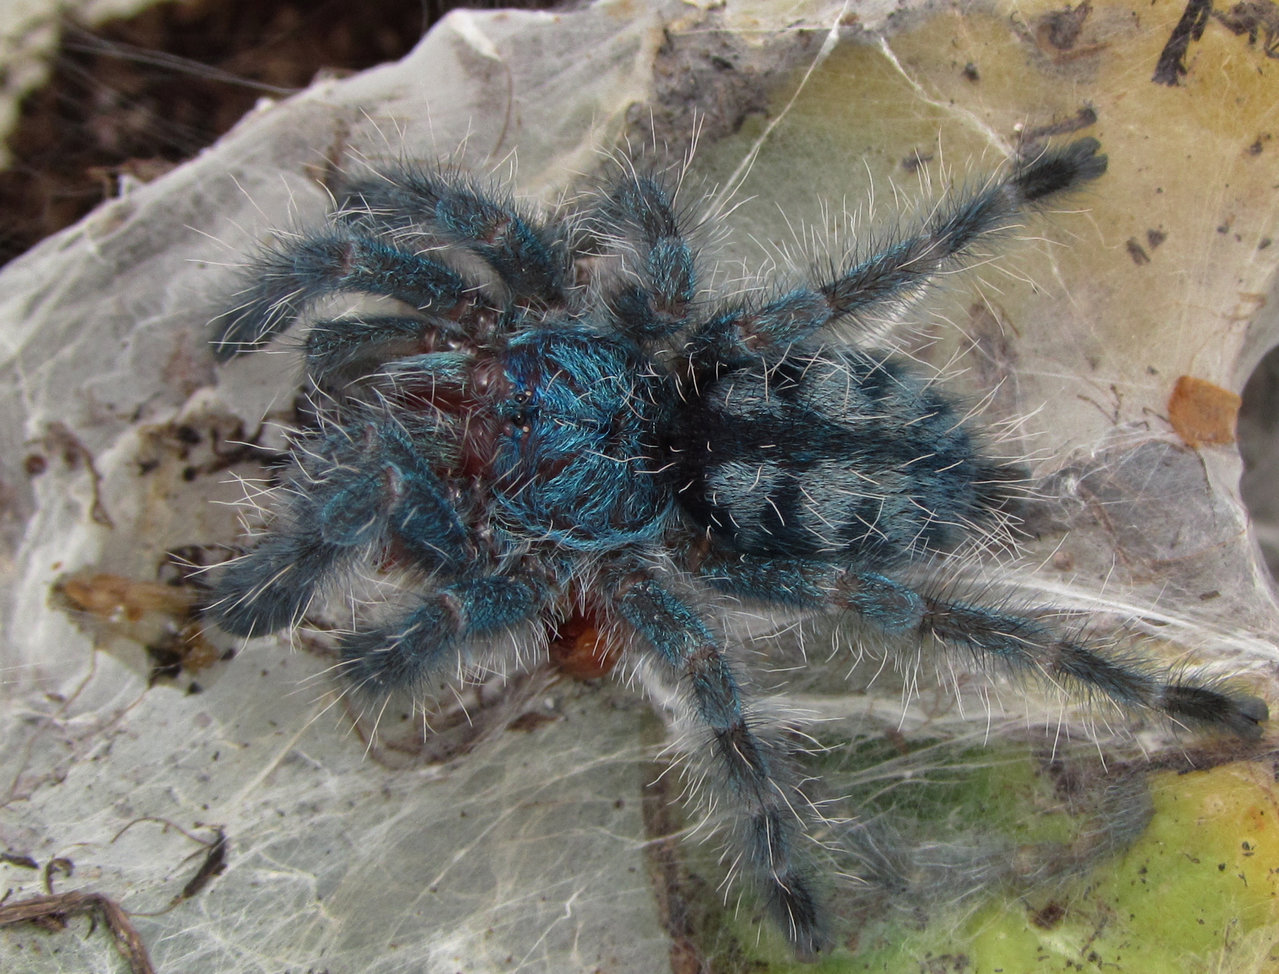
(211, 522, 349, 637)
(338, 167, 571, 305)
(614, 574, 825, 957)
(211, 228, 468, 359)
(339, 573, 549, 699)
(208, 414, 469, 637)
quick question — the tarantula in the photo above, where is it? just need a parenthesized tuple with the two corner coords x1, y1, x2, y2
(207, 137, 1267, 956)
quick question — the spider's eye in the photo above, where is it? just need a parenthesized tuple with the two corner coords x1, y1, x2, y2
(503, 391, 537, 432)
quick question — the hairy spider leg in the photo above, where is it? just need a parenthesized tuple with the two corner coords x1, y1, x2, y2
(690, 138, 1108, 358)
(210, 415, 468, 637)
(594, 172, 697, 342)
(337, 167, 571, 305)
(338, 573, 549, 699)
(211, 226, 469, 359)
(697, 554, 1270, 738)
(613, 574, 825, 957)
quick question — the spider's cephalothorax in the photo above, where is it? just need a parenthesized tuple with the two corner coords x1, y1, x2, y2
(208, 140, 1267, 957)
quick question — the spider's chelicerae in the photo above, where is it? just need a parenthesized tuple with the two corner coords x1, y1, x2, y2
(208, 137, 1267, 956)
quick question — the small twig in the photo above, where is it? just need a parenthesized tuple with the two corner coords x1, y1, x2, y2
(0, 890, 156, 974)
(177, 828, 228, 904)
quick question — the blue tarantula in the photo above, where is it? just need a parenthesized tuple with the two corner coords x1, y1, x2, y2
(208, 137, 1267, 956)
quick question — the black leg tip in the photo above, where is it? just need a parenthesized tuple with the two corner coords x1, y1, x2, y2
(1016, 137, 1108, 202)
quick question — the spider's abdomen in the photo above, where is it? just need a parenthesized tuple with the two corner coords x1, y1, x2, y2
(490, 327, 674, 548)
(671, 348, 1015, 565)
